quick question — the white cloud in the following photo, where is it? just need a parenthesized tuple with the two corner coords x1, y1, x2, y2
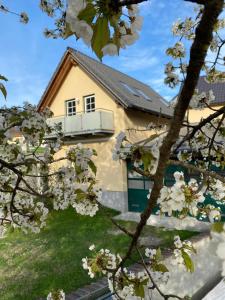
(115, 48, 159, 72)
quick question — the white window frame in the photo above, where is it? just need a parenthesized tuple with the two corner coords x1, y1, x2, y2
(66, 99, 76, 116)
(84, 95, 95, 113)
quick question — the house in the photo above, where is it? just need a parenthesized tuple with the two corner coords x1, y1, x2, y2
(38, 47, 172, 212)
(188, 76, 225, 123)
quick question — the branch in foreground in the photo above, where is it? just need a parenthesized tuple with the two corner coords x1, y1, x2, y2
(184, 0, 205, 4)
(117, 0, 224, 269)
(136, 247, 183, 300)
(175, 105, 225, 152)
(118, 0, 148, 7)
(169, 160, 225, 183)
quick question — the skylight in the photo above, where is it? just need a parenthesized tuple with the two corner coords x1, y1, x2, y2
(135, 89, 151, 101)
(121, 82, 139, 96)
(120, 82, 152, 101)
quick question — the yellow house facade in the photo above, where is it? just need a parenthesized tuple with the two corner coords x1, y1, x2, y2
(38, 48, 172, 212)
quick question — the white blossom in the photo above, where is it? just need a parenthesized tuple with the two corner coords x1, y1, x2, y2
(102, 44, 118, 56)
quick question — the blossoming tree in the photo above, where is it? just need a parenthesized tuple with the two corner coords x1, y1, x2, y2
(0, 0, 225, 299)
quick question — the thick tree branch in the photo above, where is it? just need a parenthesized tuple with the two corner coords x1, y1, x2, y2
(118, 0, 224, 267)
(118, 0, 148, 7)
(184, 0, 205, 4)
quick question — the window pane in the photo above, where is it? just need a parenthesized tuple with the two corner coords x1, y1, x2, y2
(66, 100, 76, 116)
(85, 96, 95, 113)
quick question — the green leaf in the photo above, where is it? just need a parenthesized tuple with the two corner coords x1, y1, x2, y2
(88, 160, 97, 175)
(75, 189, 86, 201)
(78, 3, 96, 25)
(141, 151, 154, 171)
(181, 250, 194, 273)
(211, 222, 224, 233)
(154, 263, 169, 273)
(0, 75, 8, 81)
(155, 248, 162, 261)
(183, 244, 197, 254)
(0, 83, 7, 99)
(134, 283, 145, 298)
(91, 16, 110, 60)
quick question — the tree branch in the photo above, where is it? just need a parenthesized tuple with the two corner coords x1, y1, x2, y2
(184, 0, 206, 4)
(175, 104, 225, 152)
(135, 246, 183, 300)
(117, 0, 224, 268)
(169, 160, 225, 183)
(118, 0, 148, 7)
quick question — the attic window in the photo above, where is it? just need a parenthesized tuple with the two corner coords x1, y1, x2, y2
(121, 82, 139, 96)
(135, 89, 151, 101)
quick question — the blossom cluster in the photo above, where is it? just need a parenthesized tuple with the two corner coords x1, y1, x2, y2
(40, 0, 143, 58)
(176, 116, 225, 174)
(172, 18, 196, 40)
(157, 171, 205, 218)
(189, 89, 215, 109)
(112, 131, 165, 176)
(82, 245, 121, 278)
(0, 104, 100, 234)
(208, 179, 225, 203)
(82, 245, 170, 299)
(166, 42, 185, 59)
(47, 289, 65, 300)
(66, 1, 143, 57)
(112, 131, 129, 161)
(173, 235, 196, 272)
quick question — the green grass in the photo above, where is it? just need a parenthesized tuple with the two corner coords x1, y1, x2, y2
(0, 207, 198, 300)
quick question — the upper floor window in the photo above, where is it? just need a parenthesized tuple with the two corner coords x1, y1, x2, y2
(84, 95, 95, 113)
(66, 99, 76, 116)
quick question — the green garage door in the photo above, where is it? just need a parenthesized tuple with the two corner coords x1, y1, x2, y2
(127, 161, 155, 212)
(127, 161, 225, 221)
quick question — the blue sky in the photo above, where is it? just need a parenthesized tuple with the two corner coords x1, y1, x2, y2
(0, 0, 195, 106)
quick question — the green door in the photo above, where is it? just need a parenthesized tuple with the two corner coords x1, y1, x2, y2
(127, 161, 155, 212)
(127, 161, 225, 220)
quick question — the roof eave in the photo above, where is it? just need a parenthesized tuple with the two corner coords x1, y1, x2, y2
(129, 105, 173, 119)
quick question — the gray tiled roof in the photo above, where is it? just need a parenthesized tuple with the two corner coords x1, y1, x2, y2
(196, 76, 225, 105)
(38, 47, 172, 118)
(68, 48, 172, 118)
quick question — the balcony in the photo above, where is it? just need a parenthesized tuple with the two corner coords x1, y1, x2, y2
(46, 109, 114, 138)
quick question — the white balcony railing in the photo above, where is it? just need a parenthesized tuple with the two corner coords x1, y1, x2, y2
(47, 110, 114, 137)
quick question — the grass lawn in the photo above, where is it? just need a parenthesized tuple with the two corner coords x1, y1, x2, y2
(0, 207, 198, 300)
